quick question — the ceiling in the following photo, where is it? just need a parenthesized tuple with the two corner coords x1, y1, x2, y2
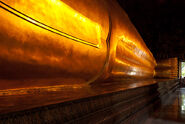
(118, 0, 185, 60)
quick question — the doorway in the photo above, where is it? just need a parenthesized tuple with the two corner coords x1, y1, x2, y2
(181, 62, 185, 78)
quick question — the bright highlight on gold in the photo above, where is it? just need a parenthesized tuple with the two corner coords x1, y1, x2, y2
(0, 1, 100, 48)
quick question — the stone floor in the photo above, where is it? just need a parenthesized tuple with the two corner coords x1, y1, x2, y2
(144, 88, 185, 124)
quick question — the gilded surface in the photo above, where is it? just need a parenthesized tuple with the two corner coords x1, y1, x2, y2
(0, 0, 156, 88)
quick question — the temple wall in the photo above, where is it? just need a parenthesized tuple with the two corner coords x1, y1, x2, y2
(155, 58, 178, 79)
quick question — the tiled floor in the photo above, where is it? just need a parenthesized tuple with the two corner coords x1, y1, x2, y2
(144, 88, 185, 124)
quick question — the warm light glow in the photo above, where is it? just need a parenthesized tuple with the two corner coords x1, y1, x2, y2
(0, 0, 156, 87)
(0, 0, 109, 85)
(0, 0, 101, 48)
(112, 58, 154, 77)
(118, 36, 154, 68)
